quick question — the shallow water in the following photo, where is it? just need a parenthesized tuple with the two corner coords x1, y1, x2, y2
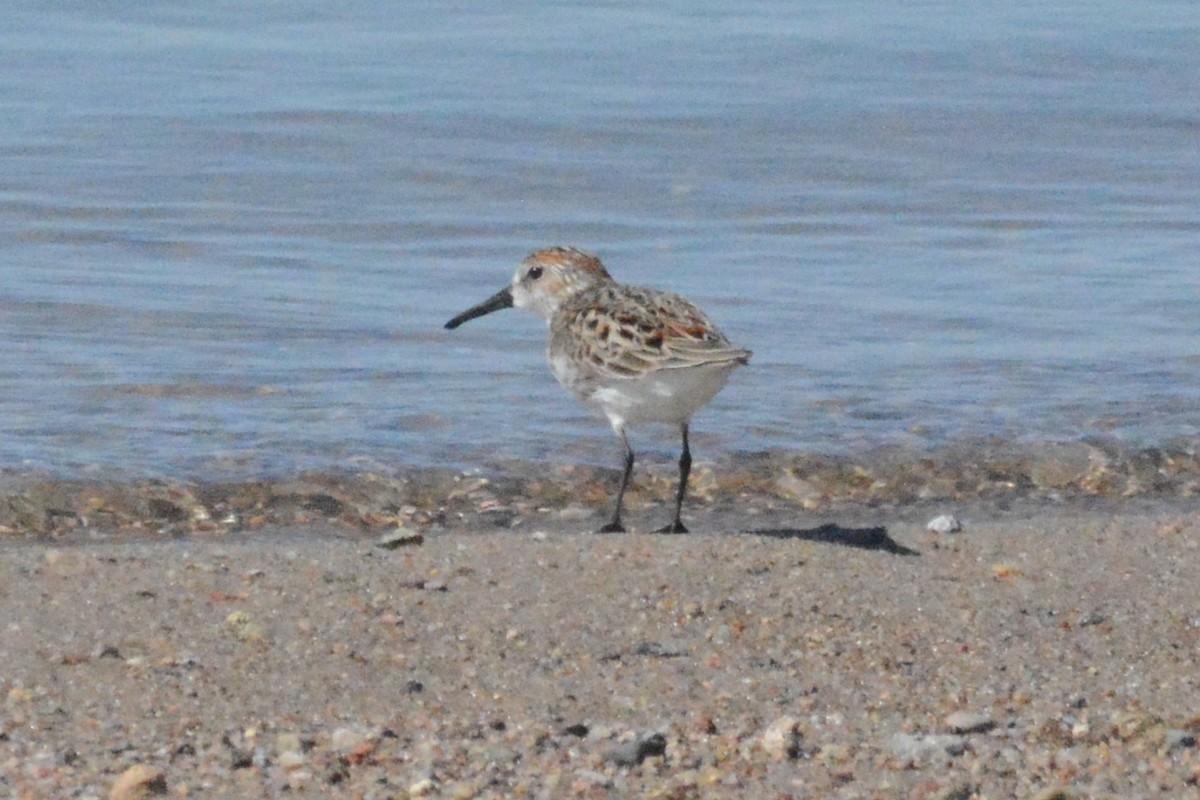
(1, 2, 1197, 481)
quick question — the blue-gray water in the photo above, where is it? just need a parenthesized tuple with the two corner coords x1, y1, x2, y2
(1, 2, 1197, 481)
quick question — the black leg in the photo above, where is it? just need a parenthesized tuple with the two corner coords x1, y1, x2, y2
(597, 429, 634, 533)
(655, 424, 691, 534)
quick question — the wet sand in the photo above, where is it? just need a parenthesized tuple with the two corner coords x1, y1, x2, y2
(3, 499, 1199, 798)
(1, 437, 1198, 538)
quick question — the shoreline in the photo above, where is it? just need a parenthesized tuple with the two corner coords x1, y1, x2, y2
(1, 436, 1198, 538)
(2, 505, 1199, 796)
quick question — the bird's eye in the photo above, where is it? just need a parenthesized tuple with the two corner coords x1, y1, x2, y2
(527, 266, 544, 280)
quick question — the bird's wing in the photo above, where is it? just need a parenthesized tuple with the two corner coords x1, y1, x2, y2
(551, 286, 751, 380)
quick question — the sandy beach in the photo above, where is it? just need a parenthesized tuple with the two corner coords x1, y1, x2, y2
(2, 499, 1199, 798)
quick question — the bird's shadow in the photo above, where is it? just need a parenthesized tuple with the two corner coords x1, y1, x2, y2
(743, 523, 919, 556)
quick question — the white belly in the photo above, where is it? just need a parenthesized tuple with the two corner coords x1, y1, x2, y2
(550, 351, 740, 428)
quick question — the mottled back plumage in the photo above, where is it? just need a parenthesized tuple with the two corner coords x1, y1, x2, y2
(550, 282, 750, 385)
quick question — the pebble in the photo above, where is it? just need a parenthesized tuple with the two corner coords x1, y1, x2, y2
(224, 611, 267, 644)
(277, 750, 305, 770)
(109, 763, 167, 799)
(760, 716, 803, 760)
(886, 733, 967, 764)
(331, 726, 377, 757)
(1166, 729, 1197, 752)
(926, 514, 963, 534)
(377, 527, 424, 549)
(605, 733, 667, 767)
(408, 777, 438, 796)
(944, 711, 996, 734)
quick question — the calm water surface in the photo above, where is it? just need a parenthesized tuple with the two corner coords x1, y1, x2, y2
(1, 2, 1197, 480)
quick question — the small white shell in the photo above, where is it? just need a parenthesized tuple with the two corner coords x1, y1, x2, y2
(927, 514, 963, 534)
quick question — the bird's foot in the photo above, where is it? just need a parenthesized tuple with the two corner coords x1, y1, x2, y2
(596, 520, 626, 534)
(653, 521, 689, 534)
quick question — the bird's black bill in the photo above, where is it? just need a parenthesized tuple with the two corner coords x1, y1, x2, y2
(444, 286, 514, 329)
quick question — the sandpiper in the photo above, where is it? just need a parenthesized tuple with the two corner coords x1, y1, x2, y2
(445, 247, 750, 533)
